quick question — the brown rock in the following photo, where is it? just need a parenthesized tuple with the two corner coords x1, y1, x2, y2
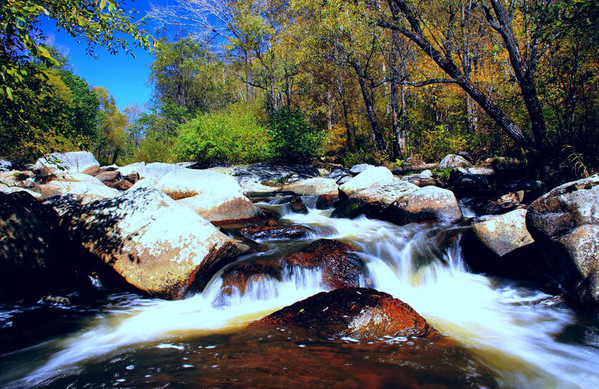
(253, 288, 436, 341)
(281, 239, 364, 289)
(220, 262, 282, 296)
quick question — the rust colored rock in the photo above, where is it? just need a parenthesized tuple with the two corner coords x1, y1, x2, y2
(282, 239, 363, 289)
(240, 225, 311, 240)
(287, 195, 308, 214)
(254, 288, 436, 341)
(220, 262, 282, 296)
(316, 194, 337, 210)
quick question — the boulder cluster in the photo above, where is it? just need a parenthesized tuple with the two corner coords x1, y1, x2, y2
(1, 151, 599, 345)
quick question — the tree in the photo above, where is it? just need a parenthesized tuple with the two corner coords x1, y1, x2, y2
(93, 86, 127, 165)
(150, 35, 236, 116)
(0, 0, 153, 98)
(0, 51, 100, 160)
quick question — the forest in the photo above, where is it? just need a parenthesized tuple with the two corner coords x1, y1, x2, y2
(1, 0, 598, 181)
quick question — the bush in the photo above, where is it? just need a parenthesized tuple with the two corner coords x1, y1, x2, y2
(175, 102, 272, 166)
(268, 107, 324, 164)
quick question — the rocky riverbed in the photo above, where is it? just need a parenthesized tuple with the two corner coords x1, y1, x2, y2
(1, 151, 599, 387)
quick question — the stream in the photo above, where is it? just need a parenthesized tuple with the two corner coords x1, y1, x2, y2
(2, 195, 599, 388)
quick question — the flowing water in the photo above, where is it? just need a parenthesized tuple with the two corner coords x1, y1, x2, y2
(2, 195, 599, 388)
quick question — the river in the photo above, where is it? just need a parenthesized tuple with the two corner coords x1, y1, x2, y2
(2, 195, 599, 388)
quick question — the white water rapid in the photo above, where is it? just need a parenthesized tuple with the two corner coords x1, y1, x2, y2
(3, 198, 599, 388)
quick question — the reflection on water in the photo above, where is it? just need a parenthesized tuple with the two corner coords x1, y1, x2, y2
(2, 197, 599, 388)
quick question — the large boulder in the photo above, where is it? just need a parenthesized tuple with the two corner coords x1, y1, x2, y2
(135, 169, 264, 223)
(34, 151, 100, 176)
(462, 209, 546, 281)
(48, 188, 247, 299)
(39, 173, 120, 204)
(282, 177, 339, 196)
(526, 175, 599, 309)
(338, 166, 396, 198)
(439, 154, 471, 169)
(0, 192, 60, 299)
(132, 162, 185, 180)
(334, 177, 462, 225)
(252, 288, 436, 341)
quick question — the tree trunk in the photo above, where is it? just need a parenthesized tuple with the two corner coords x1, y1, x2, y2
(485, 0, 547, 148)
(356, 70, 385, 154)
(385, 0, 536, 150)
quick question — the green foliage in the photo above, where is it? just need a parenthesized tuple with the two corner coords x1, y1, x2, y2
(413, 125, 469, 163)
(0, 58, 100, 160)
(0, 0, 154, 97)
(93, 87, 127, 165)
(150, 36, 236, 116)
(129, 131, 176, 164)
(175, 102, 272, 166)
(268, 106, 324, 164)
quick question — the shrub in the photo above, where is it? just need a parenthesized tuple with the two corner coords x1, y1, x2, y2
(175, 102, 272, 166)
(268, 107, 324, 164)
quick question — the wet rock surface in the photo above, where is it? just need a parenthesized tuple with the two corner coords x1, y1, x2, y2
(252, 288, 436, 341)
(526, 174, 599, 309)
(220, 262, 282, 296)
(240, 225, 311, 240)
(281, 239, 364, 289)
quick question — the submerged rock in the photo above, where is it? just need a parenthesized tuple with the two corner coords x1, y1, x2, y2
(253, 288, 436, 341)
(284, 195, 309, 214)
(281, 239, 364, 289)
(48, 188, 247, 299)
(526, 174, 599, 309)
(316, 194, 337, 209)
(220, 262, 282, 296)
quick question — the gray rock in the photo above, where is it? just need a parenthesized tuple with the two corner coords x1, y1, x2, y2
(282, 177, 339, 196)
(141, 169, 263, 223)
(334, 177, 462, 225)
(48, 188, 247, 299)
(526, 174, 599, 309)
(34, 151, 100, 176)
(339, 166, 395, 198)
(349, 164, 375, 174)
(324, 167, 353, 185)
(39, 173, 120, 204)
(439, 154, 471, 169)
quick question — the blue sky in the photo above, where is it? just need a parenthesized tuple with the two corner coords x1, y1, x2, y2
(40, 2, 158, 111)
